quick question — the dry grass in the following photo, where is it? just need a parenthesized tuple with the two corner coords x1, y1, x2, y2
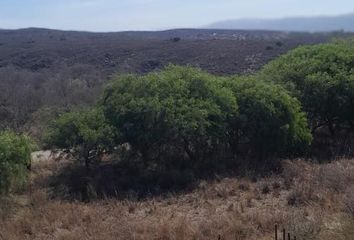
(1, 157, 354, 240)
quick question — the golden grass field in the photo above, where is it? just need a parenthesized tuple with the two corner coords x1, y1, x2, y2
(1, 155, 354, 240)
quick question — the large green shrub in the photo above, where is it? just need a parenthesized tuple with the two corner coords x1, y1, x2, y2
(0, 131, 33, 194)
(225, 76, 312, 161)
(101, 65, 311, 169)
(101, 65, 237, 168)
(261, 41, 354, 136)
(46, 108, 114, 170)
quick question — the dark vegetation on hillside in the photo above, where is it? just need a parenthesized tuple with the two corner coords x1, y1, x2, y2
(0, 28, 352, 136)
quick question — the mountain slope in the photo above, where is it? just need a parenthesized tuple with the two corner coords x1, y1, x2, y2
(207, 13, 354, 32)
(0, 28, 351, 132)
(0, 28, 339, 75)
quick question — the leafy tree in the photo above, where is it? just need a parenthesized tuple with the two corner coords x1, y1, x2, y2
(261, 41, 354, 136)
(46, 108, 114, 171)
(224, 76, 312, 161)
(0, 131, 34, 194)
(101, 65, 237, 168)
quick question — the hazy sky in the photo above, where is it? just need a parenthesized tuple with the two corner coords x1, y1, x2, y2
(1, 0, 354, 31)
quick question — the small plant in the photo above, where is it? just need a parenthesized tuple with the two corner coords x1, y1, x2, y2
(344, 188, 354, 218)
(261, 184, 271, 194)
(171, 37, 181, 42)
(272, 181, 282, 190)
(275, 41, 283, 47)
(238, 182, 250, 191)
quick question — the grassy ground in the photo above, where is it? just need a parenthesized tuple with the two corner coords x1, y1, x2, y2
(1, 155, 353, 240)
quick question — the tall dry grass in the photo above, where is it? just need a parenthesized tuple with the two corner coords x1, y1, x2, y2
(1, 158, 354, 240)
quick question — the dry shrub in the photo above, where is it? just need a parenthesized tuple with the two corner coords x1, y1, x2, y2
(338, 218, 354, 240)
(260, 184, 271, 195)
(238, 182, 250, 191)
(29, 189, 48, 208)
(0, 199, 127, 240)
(154, 218, 198, 240)
(282, 159, 311, 189)
(219, 215, 251, 240)
(192, 213, 254, 240)
(283, 159, 354, 207)
(344, 187, 354, 218)
(0, 197, 15, 220)
(244, 210, 278, 233)
(314, 160, 354, 193)
(1, 158, 354, 240)
(317, 215, 354, 240)
(286, 179, 325, 206)
(285, 209, 323, 240)
(271, 180, 282, 190)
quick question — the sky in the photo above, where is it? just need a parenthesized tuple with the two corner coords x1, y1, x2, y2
(1, 0, 354, 32)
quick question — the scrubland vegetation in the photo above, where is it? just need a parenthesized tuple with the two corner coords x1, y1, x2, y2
(1, 38, 354, 239)
(1, 156, 353, 239)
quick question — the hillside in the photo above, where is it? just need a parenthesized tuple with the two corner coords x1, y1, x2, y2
(207, 13, 354, 32)
(2, 28, 350, 132)
(0, 28, 349, 75)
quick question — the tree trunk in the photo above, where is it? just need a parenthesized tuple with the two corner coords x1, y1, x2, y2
(82, 146, 90, 174)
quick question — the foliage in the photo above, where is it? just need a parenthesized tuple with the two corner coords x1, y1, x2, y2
(261, 41, 354, 135)
(0, 131, 33, 194)
(224, 76, 312, 161)
(46, 108, 114, 169)
(101, 65, 311, 169)
(101, 65, 237, 169)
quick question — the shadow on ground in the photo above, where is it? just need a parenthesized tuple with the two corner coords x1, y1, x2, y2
(48, 157, 281, 202)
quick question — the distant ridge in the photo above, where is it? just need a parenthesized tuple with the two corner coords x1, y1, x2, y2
(206, 13, 354, 32)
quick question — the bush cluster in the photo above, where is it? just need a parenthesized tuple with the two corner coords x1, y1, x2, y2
(45, 108, 114, 170)
(47, 40, 354, 175)
(48, 65, 312, 173)
(261, 40, 354, 156)
(101, 66, 238, 168)
(0, 131, 33, 194)
(261, 40, 354, 136)
(224, 76, 312, 161)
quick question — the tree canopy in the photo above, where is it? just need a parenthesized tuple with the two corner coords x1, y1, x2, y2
(46, 108, 114, 170)
(100, 65, 312, 168)
(261, 41, 354, 136)
(224, 76, 312, 161)
(101, 65, 237, 167)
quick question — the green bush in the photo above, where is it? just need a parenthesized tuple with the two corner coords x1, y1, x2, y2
(101, 65, 311, 170)
(101, 65, 237, 169)
(46, 108, 114, 170)
(45, 65, 314, 177)
(225, 76, 312, 161)
(0, 131, 33, 194)
(261, 41, 354, 136)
